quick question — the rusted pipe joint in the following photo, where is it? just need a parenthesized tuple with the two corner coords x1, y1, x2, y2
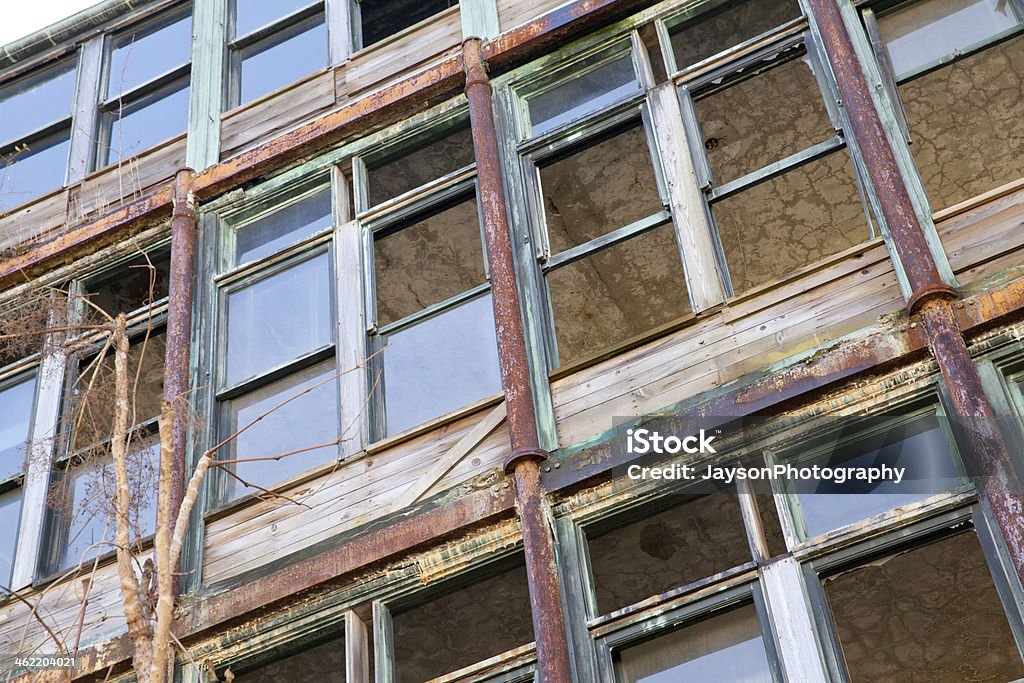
(908, 282, 957, 316)
(172, 167, 196, 220)
(462, 38, 491, 91)
(504, 447, 549, 472)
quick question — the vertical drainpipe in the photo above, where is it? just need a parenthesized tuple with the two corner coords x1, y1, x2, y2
(163, 167, 197, 594)
(806, 0, 1024, 584)
(462, 37, 574, 683)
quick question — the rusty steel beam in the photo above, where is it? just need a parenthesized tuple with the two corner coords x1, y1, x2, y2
(163, 168, 196, 594)
(464, 37, 573, 683)
(807, 0, 1024, 585)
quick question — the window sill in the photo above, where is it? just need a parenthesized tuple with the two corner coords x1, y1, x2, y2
(366, 392, 506, 455)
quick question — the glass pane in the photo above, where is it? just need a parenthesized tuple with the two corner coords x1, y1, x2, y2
(0, 61, 76, 143)
(897, 33, 1024, 211)
(548, 224, 690, 368)
(539, 123, 663, 253)
(879, 0, 1019, 78)
(236, 189, 333, 265)
(587, 490, 750, 614)
(824, 531, 1024, 682)
(669, 0, 801, 70)
(528, 55, 639, 136)
(359, 0, 458, 48)
(0, 488, 21, 590)
(72, 332, 165, 448)
(366, 126, 475, 208)
(696, 51, 834, 185)
(233, 637, 346, 682)
(786, 415, 962, 539)
(0, 375, 36, 481)
(107, 13, 192, 99)
(235, 0, 317, 38)
(713, 150, 869, 293)
(392, 562, 533, 683)
(0, 128, 70, 212)
(616, 604, 773, 683)
(381, 294, 501, 437)
(105, 80, 190, 165)
(84, 250, 171, 318)
(239, 18, 326, 105)
(374, 196, 485, 326)
(55, 435, 158, 571)
(225, 253, 332, 385)
(226, 360, 339, 500)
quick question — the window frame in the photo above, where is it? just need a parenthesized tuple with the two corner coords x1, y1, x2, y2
(0, 366, 40, 592)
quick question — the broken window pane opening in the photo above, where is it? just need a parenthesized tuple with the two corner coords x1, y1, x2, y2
(547, 224, 691, 369)
(390, 561, 534, 683)
(0, 374, 38, 482)
(712, 149, 871, 293)
(364, 125, 475, 209)
(537, 123, 664, 255)
(83, 249, 172, 318)
(235, 188, 334, 266)
(824, 530, 1024, 682)
(230, 634, 346, 682)
(526, 53, 640, 137)
(615, 602, 775, 683)
(586, 488, 751, 615)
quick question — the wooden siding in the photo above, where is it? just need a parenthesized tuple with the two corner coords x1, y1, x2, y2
(497, 0, 569, 32)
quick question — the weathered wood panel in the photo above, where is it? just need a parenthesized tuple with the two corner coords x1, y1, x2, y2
(937, 184, 1024, 287)
(203, 406, 511, 582)
(220, 69, 337, 159)
(497, 0, 568, 32)
(0, 190, 67, 256)
(344, 6, 462, 97)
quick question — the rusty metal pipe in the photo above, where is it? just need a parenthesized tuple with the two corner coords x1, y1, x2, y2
(806, 0, 955, 313)
(163, 168, 197, 593)
(463, 37, 574, 683)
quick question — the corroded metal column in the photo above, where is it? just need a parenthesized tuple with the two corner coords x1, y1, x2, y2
(163, 167, 197, 590)
(463, 37, 574, 683)
(807, 0, 1024, 582)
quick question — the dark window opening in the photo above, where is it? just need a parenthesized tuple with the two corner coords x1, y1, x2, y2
(668, 0, 801, 71)
(231, 635, 346, 682)
(357, 0, 458, 49)
(365, 125, 474, 208)
(83, 250, 171, 319)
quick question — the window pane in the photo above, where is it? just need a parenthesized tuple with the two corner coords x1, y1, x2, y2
(896, 33, 1024, 211)
(696, 51, 834, 185)
(712, 150, 869, 293)
(72, 332, 165, 448)
(824, 531, 1024, 682)
(786, 415, 962, 539)
(669, 0, 801, 70)
(392, 562, 533, 683)
(0, 61, 76, 143)
(548, 224, 690, 368)
(236, 189, 333, 265)
(528, 55, 639, 137)
(587, 490, 750, 614)
(539, 123, 663, 254)
(366, 126, 475, 208)
(879, 0, 1019, 78)
(0, 375, 36, 481)
(616, 604, 773, 683)
(105, 80, 190, 165)
(225, 253, 332, 385)
(226, 360, 339, 500)
(84, 250, 171, 318)
(107, 13, 192, 99)
(374, 196, 485, 326)
(0, 128, 70, 211)
(235, 0, 317, 38)
(359, 0, 457, 48)
(0, 488, 21, 589)
(240, 19, 326, 105)
(381, 294, 500, 436)
(55, 435, 158, 571)
(233, 637, 346, 682)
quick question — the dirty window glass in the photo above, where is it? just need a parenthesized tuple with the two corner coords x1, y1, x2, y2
(366, 126, 475, 208)
(668, 0, 801, 70)
(527, 54, 639, 137)
(235, 189, 333, 265)
(84, 250, 171, 318)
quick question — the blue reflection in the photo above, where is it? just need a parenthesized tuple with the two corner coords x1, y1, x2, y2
(105, 81, 190, 165)
(0, 130, 70, 211)
(235, 0, 316, 38)
(0, 61, 76, 144)
(239, 20, 327, 105)
(107, 13, 192, 98)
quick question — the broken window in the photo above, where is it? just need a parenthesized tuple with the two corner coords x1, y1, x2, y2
(525, 53, 640, 137)
(82, 249, 171, 318)
(230, 634, 346, 682)
(100, 8, 192, 166)
(230, 1, 327, 107)
(872, 0, 1024, 211)
(824, 530, 1024, 682)
(686, 42, 874, 293)
(355, 0, 458, 50)
(234, 188, 333, 265)
(365, 125, 474, 208)
(388, 560, 534, 682)
(667, 0, 802, 71)
(615, 602, 775, 682)
(775, 411, 963, 540)
(0, 58, 76, 211)
(586, 489, 752, 614)
(0, 373, 37, 590)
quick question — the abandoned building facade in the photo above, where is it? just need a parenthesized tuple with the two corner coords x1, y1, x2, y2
(2, 0, 1024, 680)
